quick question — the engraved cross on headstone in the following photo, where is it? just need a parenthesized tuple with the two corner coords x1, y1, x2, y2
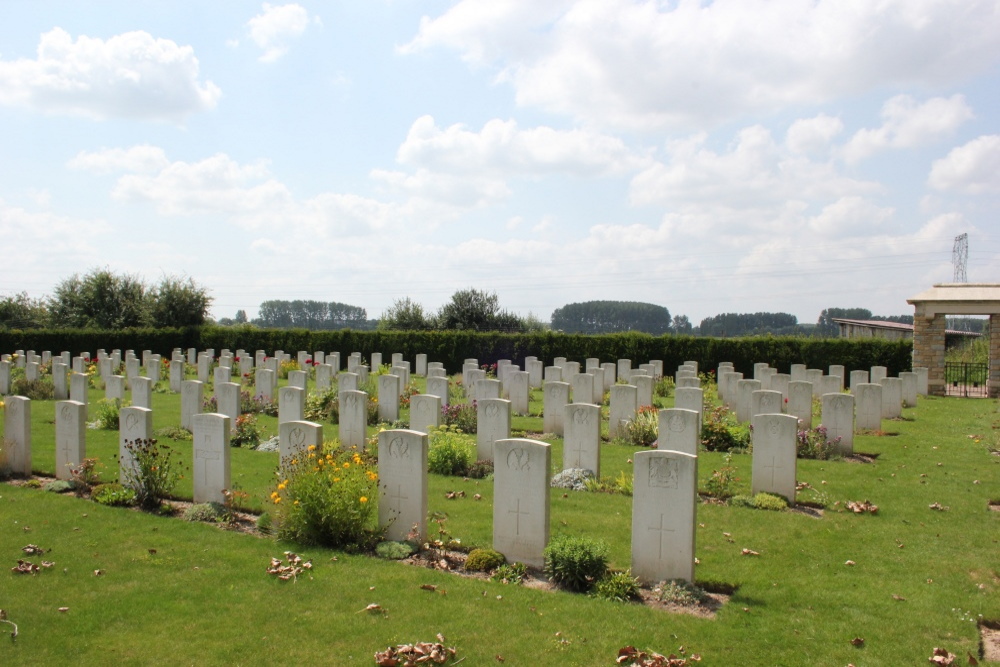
(762, 455, 783, 487)
(387, 483, 408, 513)
(508, 498, 530, 536)
(196, 446, 221, 486)
(647, 513, 675, 559)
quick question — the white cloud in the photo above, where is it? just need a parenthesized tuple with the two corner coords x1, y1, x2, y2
(370, 167, 511, 210)
(842, 94, 973, 163)
(246, 3, 316, 63)
(927, 135, 1000, 194)
(807, 196, 894, 236)
(786, 114, 844, 156)
(405, 0, 1000, 130)
(0, 28, 221, 121)
(69, 145, 170, 174)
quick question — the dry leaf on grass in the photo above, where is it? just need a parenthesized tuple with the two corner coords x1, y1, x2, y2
(374, 640, 458, 665)
(846, 500, 879, 514)
(928, 647, 956, 665)
(11, 559, 52, 575)
(266, 552, 312, 581)
(850, 637, 865, 647)
(616, 645, 701, 666)
(929, 503, 949, 511)
(359, 603, 386, 615)
(741, 549, 759, 557)
(21, 544, 46, 555)
(444, 491, 466, 500)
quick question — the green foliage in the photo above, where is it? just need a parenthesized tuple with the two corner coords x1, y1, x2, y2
(153, 425, 193, 441)
(148, 276, 212, 327)
(67, 457, 102, 495)
(551, 300, 673, 335)
(46, 480, 74, 493)
(254, 300, 369, 330)
(652, 579, 707, 606)
(753, 492, 789, 511)
(584, 471, 634, 496)
(120, 438, 184, 510)
(701, 405, 750, 452)
(304, 387, 339, 422)
(256, 511, 272, 534)
(441, 401, 477, 433)
(436, 288, 525, 332)
(378, 297, 435, 331)
(654, 376, 673, 399)
(183, 502, 227, 522)
(704, 453, 740, 499)
(699, 312, 801, 337)
(375, 541, 416, 560)
(543, 536, 609, 593)
(464, 459, 494, 479)
(615, 405, 659, 447)
(11, 377, 53, 400)
(464, 548, 505, 572)
(946, 335, 988, 365)
(427, 425, 476, 476)
(594, 570, 642, 602)
(796, 425, 841, 460)
(92, 482, 137, 507)
(231, 414, 263, 449)
(729, 494, 755, 508)
(49, 268, 149, 329)
(94, 398, 123, 430)
(0, 291, 49, 329)
(271, 446, 381, 550)
(490, 562, 528, 585)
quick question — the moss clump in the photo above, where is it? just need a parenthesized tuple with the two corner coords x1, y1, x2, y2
(464, 548, 506, 572)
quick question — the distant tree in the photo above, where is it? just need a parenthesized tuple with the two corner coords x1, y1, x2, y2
(148, 276, 212, 328)
(522, 311, 548, 332)
(253, 300, 367, 330)
(436, 288, 525, 332)
(234, 309, 248, 324)
(49, 268, 149, 329)
(699, 312, 800, 337)
(672, 314, 693, 335)
(0, 292, 49, 329)
(816, 307, 873, 336)
(550, 301, 672, 334)
(378, 297, 434, 331)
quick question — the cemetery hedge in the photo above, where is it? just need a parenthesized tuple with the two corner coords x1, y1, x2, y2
(0, 327, 913, 375)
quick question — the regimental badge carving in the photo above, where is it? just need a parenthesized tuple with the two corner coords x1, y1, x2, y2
(60, 404, 73, 420)
(768, 417, 781, 436)
(289, 427, 305, 447)
(346, 394, 358, 409)
(506, 448, 530, 471)
(388, 437, 409, 459)
(124, 412, 139, 433)
(667, 414, 686, 433)
(485, 402, 500, 419)
(761, 395, 776, 411)
(649, 457, 679, 489)
(573, 409, 590, 426)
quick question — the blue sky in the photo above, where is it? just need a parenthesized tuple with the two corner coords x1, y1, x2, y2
(1, 1, 998, 325)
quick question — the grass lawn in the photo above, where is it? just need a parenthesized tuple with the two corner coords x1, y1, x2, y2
(1, 375, 998, 665)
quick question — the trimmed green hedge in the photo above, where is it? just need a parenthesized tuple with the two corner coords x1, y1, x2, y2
(0, 327, 913, 376)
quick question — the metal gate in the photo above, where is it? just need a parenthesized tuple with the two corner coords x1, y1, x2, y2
(944, 362, 989, 397)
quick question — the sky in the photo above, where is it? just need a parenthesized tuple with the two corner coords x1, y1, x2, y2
(1, 0, 999, 326)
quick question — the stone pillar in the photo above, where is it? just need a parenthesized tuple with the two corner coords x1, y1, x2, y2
(912, 311, 946, 397)
(990, 315, 1000, 399)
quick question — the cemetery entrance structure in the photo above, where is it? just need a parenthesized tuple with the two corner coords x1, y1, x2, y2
(944, 362, 989, 398)
(907, 284, 1000, 398)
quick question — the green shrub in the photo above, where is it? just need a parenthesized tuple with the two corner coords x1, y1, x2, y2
(11, 377, 53, 400)
(183, 502, 226, 522)
(231, 414, 263, 449)
(427, 425, 476, 476)
(92, 483, 136, 507)
(543, 536, 609, 593)
(271, 446, 381, 550)
(584, 471, 634, 496)
(652, 579, 707, 606)
(94, 398, 123, 430)
(375, 541, 416, 560)
(491, 562, 528, 585)
(153, 425, 193, 441)
(304, 387, 338, 422)
(594, 570, 642, 602)
(703, 453, 740, 499)
(753, 492, 789, 511)
(46, 480, 74, 494)
(465, 459, 494, 479)
(256, 511, 272, 534)
(729, 494, 754, 508)
(441, 401, 477, 433)
(464, 548, 506, 572)
(701, 405, 751, 452)
(616, 406, 658, 447)
(120, 438, 183, 510)
(797, 425, 842, 460)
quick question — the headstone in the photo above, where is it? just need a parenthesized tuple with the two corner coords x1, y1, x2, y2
(25, 361, 39, 381)
(723, 371, 743, 408)
(769, 373, 790, 401)
(339, 390, 368, 449)
(414, 353, 427, 376)
(426, 377, 449, 407)
(53, 362, 68, 400)
(601, 362, 616, 390)
(131, 377, 153, 410)
(806, 369, 824, 398)
(192, 413, 231, 504)
(818, 375, 841, 396)
(759, 367, 777, 390)
(477, 399, 511, 461)
(118, 406, 153, 483)
(181, 380, 203, 430)
(543, 381, 570, 436)
(256, 368, 276, 401)
(855, 383, 883, 431)
(735, 379, 762, 423)
(553, 357, 566, 369)
(674, 387, 704, 433)
(216, 382, 241, 422)
(338, 371, 359, 392)
(609, 384, 638, 438)
(634, 374, 654, 409)
(617, 359, 632, 379)
(571, 373, 595, 404)
(3, 396, 31, 475)
(316, 363, 333, 392)
(465, 369, 486, 399)
(409, 394, 442, 434)
(527, 359, 544, 388)
(197, 354, 211, 383)
(899, 371, 918, 408)
(849, 370, 869, 393)
(239, 354, 253, 377)
(828, 365, 845, 390)
(427, 368, 447, 379)
(279, 386, 305, 424)
(0, 360, 10, 395)
(476, 378, 501, 400)
(753, 362, 770, 381)
(55, 400, 86, 480)
(106, 375, 125, 401)
(562, 403, 600, 475)
(657, 408, 699, 456)
(507, 370, 530, 415)
(493, 438, 550, 568)
(70, 372, 88, 417)
(371, 352, 382, 371)
(378, 429, 429, 541)
(288, 370, 307, 391)
(631, 449, 697, 584)
(914, 367, 929, 396)
(790, 364, 807, 382)
(821, 393, 854, 456)
(870, 366, 887, 384)
(329, 352, 341, 372)
(126, 358, 140, 389)
(377, 374, 401, 422)
(677, 376, 700, 389)
(787, 380, 813, 428)
(751, 413, 797, 503)
(187, 348, 196, 365)
(147, 356, 162, 383)
(879, 377, 903, 419)
(279, 420, 323, 463)
(751, 389, 783, 419)
(169, 360, 183, 393)
(543, 366, 562, 382)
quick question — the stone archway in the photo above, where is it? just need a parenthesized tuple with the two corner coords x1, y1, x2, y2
(907, 284, 1000, 398)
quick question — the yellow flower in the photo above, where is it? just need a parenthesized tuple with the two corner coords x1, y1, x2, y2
(273, 497, 281, 504)
(366, 471, 378, 481)
(293, 500, 299, 505)
(343, 462, 350, 469)
(307, 444, 316, 451)
(359, 496, 368, 503)
(270, 491, 279, 499)
(277, 483, 286, 490)
(333, 477, 340, 483)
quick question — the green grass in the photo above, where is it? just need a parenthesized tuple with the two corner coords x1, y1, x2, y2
(1, 377, 999, 665)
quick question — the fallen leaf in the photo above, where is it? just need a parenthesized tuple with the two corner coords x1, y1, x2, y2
(892, 594, 906, 601)
(968, 652, 979, 666)
(851, 637, 865, 647)
(845, 560, 856, 566)
(58, 607, 69, 613)
(93, 569, 103, 576)
(420, 584, 438, 592)
(741, 548, 759, 556)
(929, 647, 956, 665)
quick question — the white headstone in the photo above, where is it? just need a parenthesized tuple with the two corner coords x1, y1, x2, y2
(674, 387, 704, 434)
(751, 389, 783, 419)
(216, 382, 241, 422)
(821, 392, 854, 456)
(493, 438, 550, 568)
(0, 360, 10, 395)
(181, 380, 203, 430)
(409, 394, 442, 434)
(118, 406, 153, 483)
(106, 375, 125, 401)
(879, 377, 903, 419)
(169, 360, 183, 393)
(751, 413, 798, 503)
(53, 362, 68, 400)
(477, 398, 511, 461)
(634, 374, 655, 409)
(913, 367, 929, 396)
(735, 379, 762, 423)
(562, 403, 600, 475)
(527, 359, 544, 388)
(899, 371, 918, 408)
(192, 413, 231, 504)
(543, 366, 562, 382)
(870, 366, 887, 384)
(70, 372, 88, 417)
(256, 368, 276, 401)
(55, 400, 86, 480)
(571, 373, 595, 404)
(787, 380, 813, 428)
(657, 408, 699, 456)
(279, 420, 323, 463)
(507, 370, 530, 415)
(338, 371, 359, 392)
(790, 364, 807, 382)
(849, 370, 869, 393)
(415, 353, 427, 376)
(609, 384, 638, 438)
(855, 383, 883, 431)
(378, 429, 429, 542)
(543, 381, 570, 436)
(601, 362, 616, 391)
(131, 376, 153, 410)
(279, 386, 305, 424)
(338, 390, 368, 450)
(631, 449, 697, 584)
(3, 396, 31, 475)
(426, 377, 449, 407)
(377, 374, 401, 422)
